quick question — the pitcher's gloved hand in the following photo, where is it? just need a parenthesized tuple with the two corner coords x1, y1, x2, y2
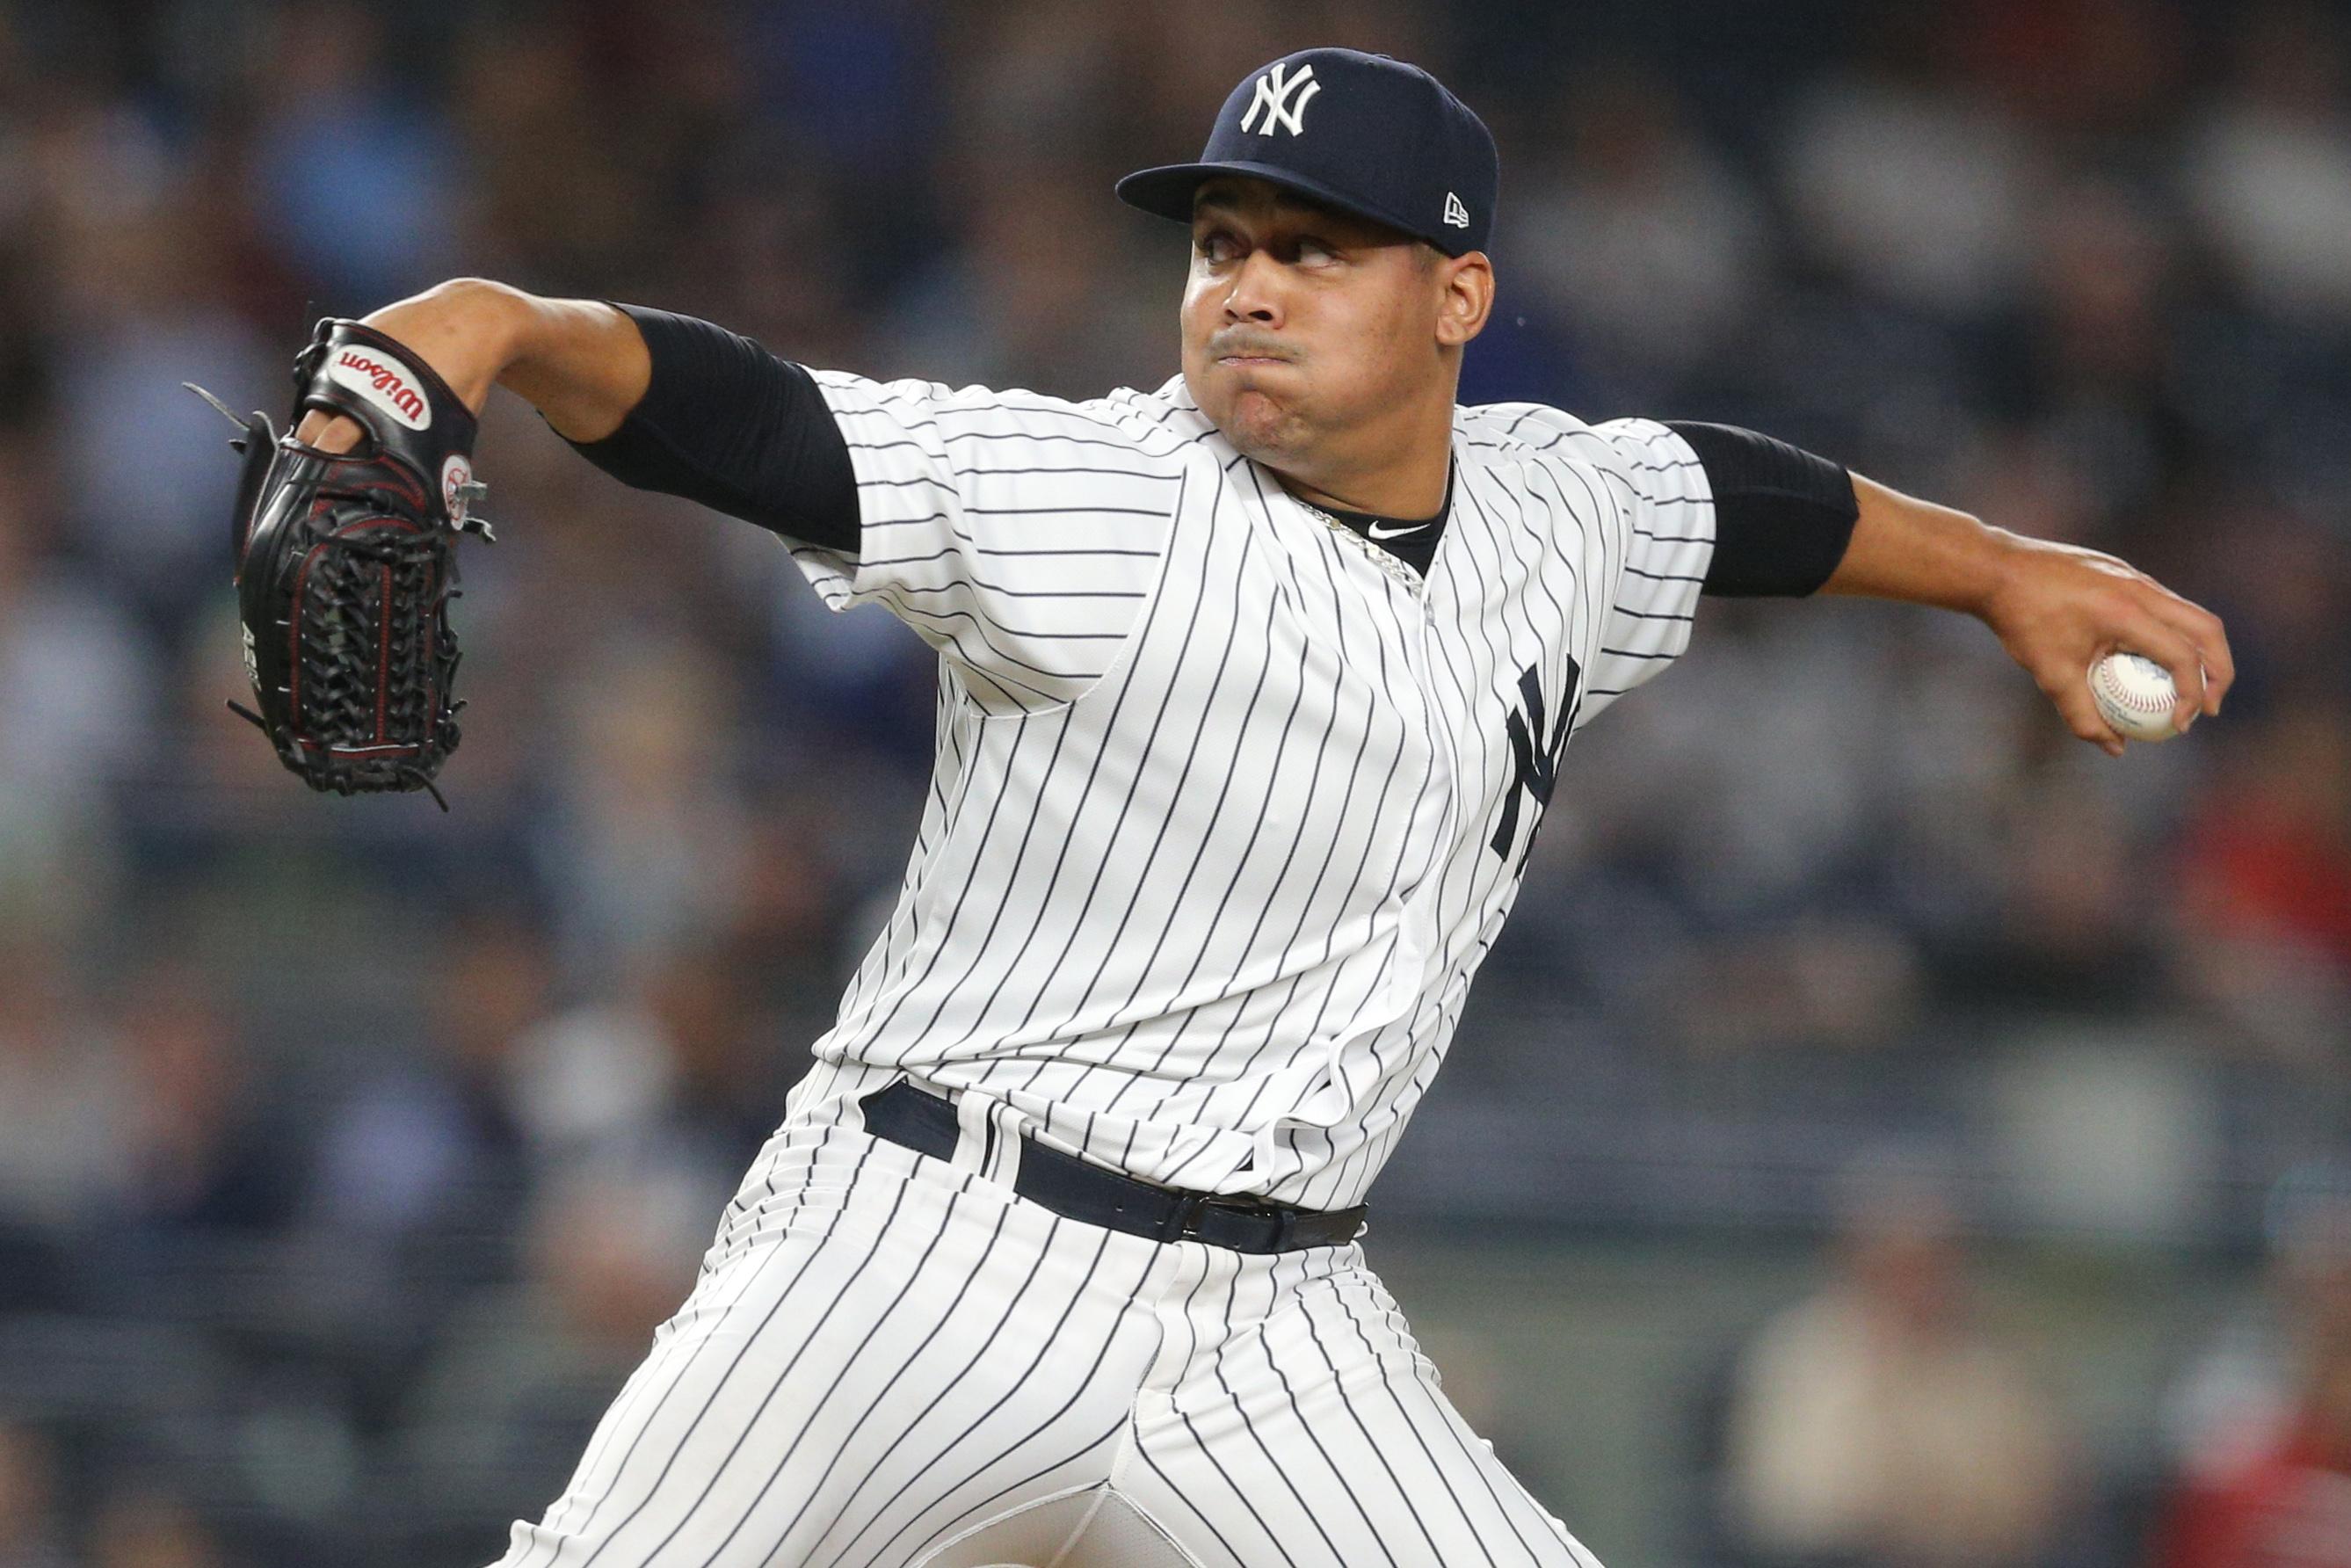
(188, 317, 494, 809)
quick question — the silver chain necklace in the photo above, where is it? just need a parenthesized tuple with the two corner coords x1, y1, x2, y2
(1295, 498, 1427, 593)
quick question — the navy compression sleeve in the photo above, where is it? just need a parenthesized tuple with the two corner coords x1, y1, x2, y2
(1665, 421, 1859, 598)
(562, 304, 861, 553)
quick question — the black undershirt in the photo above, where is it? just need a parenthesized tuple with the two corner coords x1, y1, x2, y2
(1662, 421, 1859, 598)
(563, 304, 861, 553)
(567, 305, 1860, 598)
(1291, 471, 1451, 577)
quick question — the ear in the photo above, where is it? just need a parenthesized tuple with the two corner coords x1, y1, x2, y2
(1433, 252, 1494, 349)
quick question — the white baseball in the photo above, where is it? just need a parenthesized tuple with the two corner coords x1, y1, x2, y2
(2087, 651, 2181, 743)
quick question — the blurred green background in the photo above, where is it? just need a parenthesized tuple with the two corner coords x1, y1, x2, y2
(1, 1, 2347, 1564)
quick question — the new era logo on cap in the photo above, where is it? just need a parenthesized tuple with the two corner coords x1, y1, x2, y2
(1240, 62, 1320, 137)
(1114, 47, 1500, 258)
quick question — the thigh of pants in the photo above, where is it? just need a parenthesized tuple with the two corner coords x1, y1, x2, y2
(488, 1111, 1601, 1567)
(491, 1118, 1169, 1568)
(1111, 1242, 1604, 1568)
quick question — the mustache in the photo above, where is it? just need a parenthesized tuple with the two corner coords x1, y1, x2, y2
(1206, 330, 1297, 362)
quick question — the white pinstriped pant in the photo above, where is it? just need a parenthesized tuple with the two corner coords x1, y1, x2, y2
(491, 1063, 1600, 1567)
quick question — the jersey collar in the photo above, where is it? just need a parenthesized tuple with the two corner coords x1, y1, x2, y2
(1285, 463, 1453, 578)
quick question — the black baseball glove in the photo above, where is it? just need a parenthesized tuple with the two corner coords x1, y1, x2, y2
(188, 319, 493, 809)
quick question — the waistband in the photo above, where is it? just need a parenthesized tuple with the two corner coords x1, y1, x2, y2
(857, 1079, 1366, 1254)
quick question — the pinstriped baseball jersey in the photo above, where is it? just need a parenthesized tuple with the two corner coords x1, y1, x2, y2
(786, 371, 1715, 1213)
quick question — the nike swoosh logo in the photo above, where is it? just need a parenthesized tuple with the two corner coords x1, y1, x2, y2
(1367, 520, 1430, 541)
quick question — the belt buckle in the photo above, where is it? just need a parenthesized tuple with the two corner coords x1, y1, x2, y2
(1169, 1194, 1295, 1252)
(1165, 1193, 1213, 1244)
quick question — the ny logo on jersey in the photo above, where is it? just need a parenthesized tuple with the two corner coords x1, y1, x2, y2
(1490, 659, 1582, 868)
(1241, 62, 1320, 137)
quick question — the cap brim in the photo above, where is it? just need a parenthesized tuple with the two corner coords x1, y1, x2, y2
(1114, 160, 1461, 254)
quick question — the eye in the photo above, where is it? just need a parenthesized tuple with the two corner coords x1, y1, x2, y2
(1295, 236, 1339, 266)
(1194, 229, 1242, 265)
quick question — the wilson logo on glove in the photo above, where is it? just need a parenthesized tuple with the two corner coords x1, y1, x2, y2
(328, 348, 432, 430)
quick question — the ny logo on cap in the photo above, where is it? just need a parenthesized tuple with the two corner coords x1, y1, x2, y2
(1443, 192, 1469, 229)
(1241, 62, 1320, 137)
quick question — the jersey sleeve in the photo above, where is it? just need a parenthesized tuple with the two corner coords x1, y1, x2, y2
(791, 372, 1185, 715)
(1576, 417, 1716, 722)
(1491, 408, 1716, 725)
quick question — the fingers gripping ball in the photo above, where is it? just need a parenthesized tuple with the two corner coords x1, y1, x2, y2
(2088, 651, 2181, 744)
(187, 320, 495, 809)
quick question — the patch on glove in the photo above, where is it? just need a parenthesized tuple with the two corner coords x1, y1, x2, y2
(188, 318, 494, 809)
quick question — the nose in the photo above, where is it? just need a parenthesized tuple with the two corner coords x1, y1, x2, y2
(1223, 249, 1286, 329)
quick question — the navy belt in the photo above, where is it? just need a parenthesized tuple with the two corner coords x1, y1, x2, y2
(858, 1080, 1366, 1254)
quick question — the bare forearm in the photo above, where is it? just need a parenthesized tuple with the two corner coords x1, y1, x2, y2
(476, 287, 649, 441)
(1816, 471, 2231, 750)
(296, 279, 650, 447)
(1818, 473, 2011, 615)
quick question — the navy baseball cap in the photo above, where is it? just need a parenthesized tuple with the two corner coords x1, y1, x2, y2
(1116, 48, 1498, 258)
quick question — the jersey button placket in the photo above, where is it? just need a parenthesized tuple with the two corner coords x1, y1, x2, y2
(1397, 579, 1462, 979)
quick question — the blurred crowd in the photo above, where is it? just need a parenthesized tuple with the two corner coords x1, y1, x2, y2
(1673, 1161, 2351, 1568)
(1, 0, 2348, 1564)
